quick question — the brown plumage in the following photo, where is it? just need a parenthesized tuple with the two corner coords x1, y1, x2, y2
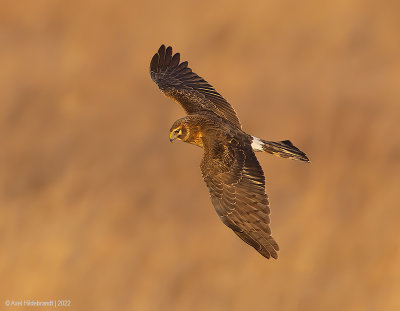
(150, 45, 309, 259)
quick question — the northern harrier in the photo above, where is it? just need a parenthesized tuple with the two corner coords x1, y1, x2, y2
(150, 45, 309, 259)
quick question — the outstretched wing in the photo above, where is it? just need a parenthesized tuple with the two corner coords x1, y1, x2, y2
(201, 140, 279, 259)
(150, 45, 242, 128)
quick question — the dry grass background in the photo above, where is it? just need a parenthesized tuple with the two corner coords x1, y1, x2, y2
(1, 0, 400, 310)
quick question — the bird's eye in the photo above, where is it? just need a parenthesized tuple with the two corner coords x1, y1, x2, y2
(174, 128, 181, 134)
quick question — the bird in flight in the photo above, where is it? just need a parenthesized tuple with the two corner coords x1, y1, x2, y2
(150, 45, 309, 259)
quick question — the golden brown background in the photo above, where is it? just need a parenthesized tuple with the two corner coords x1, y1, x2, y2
(1, 0, 400, 310)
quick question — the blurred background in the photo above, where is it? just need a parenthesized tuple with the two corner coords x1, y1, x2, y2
(1, 0, 399, 310)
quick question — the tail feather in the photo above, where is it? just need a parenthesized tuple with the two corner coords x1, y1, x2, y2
(251, 137, 310, 162)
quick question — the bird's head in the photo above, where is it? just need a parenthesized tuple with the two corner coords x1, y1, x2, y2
(169, 120, 189, 142)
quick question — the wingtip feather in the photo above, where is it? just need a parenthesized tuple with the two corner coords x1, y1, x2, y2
(158, 44, 166, 55)
(170, 52, 180, 68)
(150, 53, 159, 75)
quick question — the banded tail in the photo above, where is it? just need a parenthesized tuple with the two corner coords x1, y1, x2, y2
(251, 137, 310, 162)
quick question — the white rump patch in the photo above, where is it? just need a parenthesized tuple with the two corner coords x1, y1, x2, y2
(251, 136, 264, 151)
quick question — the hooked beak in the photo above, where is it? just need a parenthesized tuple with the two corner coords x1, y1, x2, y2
(169, 131, 178, 142)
